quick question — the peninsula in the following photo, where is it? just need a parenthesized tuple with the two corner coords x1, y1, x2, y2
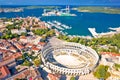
(73, 6, 120, 14)
(22, 6, 60, 9)
(0, 8, 23, 13)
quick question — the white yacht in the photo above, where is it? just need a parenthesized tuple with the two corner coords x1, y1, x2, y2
(53, 20, 61, 25)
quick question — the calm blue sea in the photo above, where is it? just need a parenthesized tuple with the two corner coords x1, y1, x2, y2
(0, 5, 120, 36)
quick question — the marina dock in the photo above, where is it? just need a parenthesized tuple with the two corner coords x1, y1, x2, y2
(46, 20, 72, 31)
(88, 28, 98, 38)
(88, 27, 120, 38)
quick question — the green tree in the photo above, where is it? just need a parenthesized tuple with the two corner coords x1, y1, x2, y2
(21, 32, 27, 36)
(93, 65, 111, 80)
(22, 60, 32, 66)
(70, 37, 80, 43)
(12, 33, 19, 38)
(33, 59, 41, 66)
(32, 29, 49, 36)
(58, 34, 69, 41)
(46, 29, 55, 37)
(70, 76, 75, 80)
(114, 63, 120, 70)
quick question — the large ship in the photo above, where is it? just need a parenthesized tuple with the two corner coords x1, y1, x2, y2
(42, 6, 76, 16)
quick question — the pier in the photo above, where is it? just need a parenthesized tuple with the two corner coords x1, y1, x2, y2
(47, 21, 72, 31)
(109, 27, 120, 32)
(88, 27, 120, 38)
(88, 28, 98, 38)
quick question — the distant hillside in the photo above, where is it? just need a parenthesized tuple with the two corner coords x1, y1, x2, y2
(73, 7, 120, 14)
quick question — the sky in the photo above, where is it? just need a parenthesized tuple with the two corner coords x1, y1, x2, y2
(0, 0, 120, 5)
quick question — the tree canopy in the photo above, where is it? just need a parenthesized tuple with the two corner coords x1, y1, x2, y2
(58, 33, 120, 54)
(93, 65, 111, 80)
(70, 76, 75, 80)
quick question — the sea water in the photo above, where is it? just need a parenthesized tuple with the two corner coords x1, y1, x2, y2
(0, 5, 120, 36)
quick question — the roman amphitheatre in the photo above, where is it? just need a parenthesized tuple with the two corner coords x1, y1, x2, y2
(41, 39, 99, 76)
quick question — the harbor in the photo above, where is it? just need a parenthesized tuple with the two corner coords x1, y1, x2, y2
(44, 20, 72, 35)
(88, 27, 120, 38)
(109, 27, 120, 32)
(42, 6, 76, 16)
(0, 5, 120, 36)
(45, 20, 120, 38)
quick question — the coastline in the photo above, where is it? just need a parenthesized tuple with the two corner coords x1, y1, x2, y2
(59, 26, 120, 39)
(0, 16, 120, 39)
(0, 8, 23, 13)
(0, 15, 120, 80)
(0, 5, 120, 37)
(72, 6, 120, 14)
(88, 27, 120, 38)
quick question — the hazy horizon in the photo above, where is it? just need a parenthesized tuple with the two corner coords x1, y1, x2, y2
(0, 0, 120, 5)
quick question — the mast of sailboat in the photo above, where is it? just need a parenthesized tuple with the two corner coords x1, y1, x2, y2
(44, 9, 46, 14)
(0, 5, 4, 13)
(66, 5, 70, 13)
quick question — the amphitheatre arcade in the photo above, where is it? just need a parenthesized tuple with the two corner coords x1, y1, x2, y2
(41, 42, 99, 76)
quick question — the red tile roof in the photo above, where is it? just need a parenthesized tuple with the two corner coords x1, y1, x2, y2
(47, 74, 59, 80)
(32, 46, 40, 51)
(38, 42, 46, 46)
(20, 36, 27, 39)
(0, 58, 15, 67)
(12, 69, 30, 79)
(12, 38, 17, 41)
(12, 52, 22, 59)
(101, 52, 120, 57)
(15, 43, 24, 50)
(0, 49, 22, 67)
(9, 46, 17, 51)
(0, 66, 10, 79)
(25, 43, 33, 48)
